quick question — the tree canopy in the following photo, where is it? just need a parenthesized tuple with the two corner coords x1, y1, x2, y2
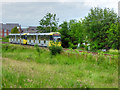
(59, 21, 70, 48)
(11, 27, 20, 33)
(83, 7, 118, 50)
(37, 13, 59, 33)
(37, 7, 118, 50)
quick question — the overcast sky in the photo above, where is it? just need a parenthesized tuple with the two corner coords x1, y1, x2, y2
(0, 0, 119, 27)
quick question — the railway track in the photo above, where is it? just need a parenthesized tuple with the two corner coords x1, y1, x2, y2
(2, 41, 115, 56)
(63, 48, 113, 56)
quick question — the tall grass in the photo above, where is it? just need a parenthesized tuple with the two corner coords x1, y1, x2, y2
(2, 43, 118, 88)
(2, 43, 118, 67)
(2, 36, 9, 42)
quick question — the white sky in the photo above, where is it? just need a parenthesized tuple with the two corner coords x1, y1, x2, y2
(0, 0, 119, 27)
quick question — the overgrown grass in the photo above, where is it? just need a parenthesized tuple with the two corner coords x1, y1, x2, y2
(2, 36, 9, 42)
(2, 43, 118, 88)
(77, 47, 119, 55)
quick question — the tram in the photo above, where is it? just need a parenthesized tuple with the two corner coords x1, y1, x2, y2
(9, 32, 61, 47)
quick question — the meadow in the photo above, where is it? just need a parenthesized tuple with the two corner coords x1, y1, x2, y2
(2, 43, 118, 88)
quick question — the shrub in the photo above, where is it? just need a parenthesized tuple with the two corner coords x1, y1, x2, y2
(3, 44, 9, 51)
(69, 42, 77, 49)
(49, 45, 62, 55)
(34, 44, 41, 56)
(80, 44, 85, 48)
(2, 37, 9, 42)
(85, 46, 88, 50)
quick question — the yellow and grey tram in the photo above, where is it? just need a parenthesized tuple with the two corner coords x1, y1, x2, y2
(9, 32, 61, 47)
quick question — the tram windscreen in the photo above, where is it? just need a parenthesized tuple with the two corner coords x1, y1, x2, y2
(53, 34, 61, 42)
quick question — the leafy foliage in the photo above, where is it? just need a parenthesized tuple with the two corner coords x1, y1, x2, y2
(106, 23, 119, 49)
(37, 7, 118, 50)
(37, 13, 59, 33)
(2, 36, 9, 42)
(49, 42, 63, 55)
(83, 7, 117, 50)
(59, 21, 70, 48)
(34, 44, 41, 56)
(69, 20, 85, 48)
(11, 26, 20, 33)
(59, 19, 85, 49)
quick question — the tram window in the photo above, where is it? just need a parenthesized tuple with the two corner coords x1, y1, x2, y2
(29, 36, 31, 39)
(29, 35, 32, 39)
(43, 35, 45, 40)
(32, 35, 34, 40)
(31, 35, 33, 39)
(45, 35, 49, 40)
(16, 35, 18, 39)
(34, 35, 36, 40)
(40, 35, 44, 40)
(27, 36, 29, 39)
(44, 35, 46, 39)
(50, 35, 53, 40)
(13, 35, 15, 39)
(38, 35, 41, 40)
(21, 35, 24, 39)
(39, 40, 40, 43)
(12, 35, 14, 40)
(57, 38, 61, 42)
(44, 40, 46, 44)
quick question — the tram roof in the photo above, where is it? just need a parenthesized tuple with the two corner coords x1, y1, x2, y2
(9, 32, 60, 36)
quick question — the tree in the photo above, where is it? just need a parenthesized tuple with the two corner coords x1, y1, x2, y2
(59, 21, 70, 48)
(106, 23, 119, 49)
(11, 26, 20, 33)
(59, 19, 85, 49)
(83, 7, 117, 50)
(69, 20, 85, 48)
(37, 13, 59, 33)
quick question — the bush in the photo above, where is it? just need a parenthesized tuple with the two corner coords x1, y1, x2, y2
(2, 37, 9, 42)
(49, 45, 63, 55)
(3, 44, 9, 51)
(69, 42, 77, 49)
(80, 44, 85, 48)
(34, 44, 41, 56)
(85, 46, 88, 50)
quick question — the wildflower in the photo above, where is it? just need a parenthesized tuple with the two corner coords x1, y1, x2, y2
(80, 84, 82, 87)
